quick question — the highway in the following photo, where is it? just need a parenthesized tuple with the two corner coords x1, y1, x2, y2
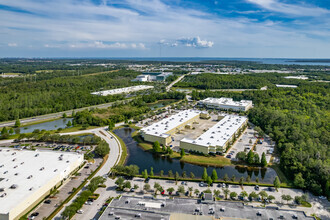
(0, 99, 133, 128)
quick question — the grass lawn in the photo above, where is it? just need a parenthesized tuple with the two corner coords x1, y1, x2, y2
(269, 164, 291, 187)
(180, 154, 232, 167)
(58, 125, 99, 133)
(109, 131, 127, 165)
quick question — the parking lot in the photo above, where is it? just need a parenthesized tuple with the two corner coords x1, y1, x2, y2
(227, 127, 274, 163)
(171, 114, 218, 148)
(101, 196, 314, 220)
(30, 159, 102, 220)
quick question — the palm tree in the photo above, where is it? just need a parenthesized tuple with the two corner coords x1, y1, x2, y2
(240, 191, 248, 200)
(223, 188, 230, 200)
(231, 174, 236, 182)
(188, 187, 193, 197)
(167, 187, 175, 195)
(213, 189, 221, 198)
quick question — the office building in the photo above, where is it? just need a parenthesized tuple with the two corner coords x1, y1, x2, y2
(198, 97, 253, 112)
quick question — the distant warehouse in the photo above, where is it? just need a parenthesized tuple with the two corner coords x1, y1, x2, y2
(140, 110, 201, 146)
(0, 149, 83, 220)
(132, 72, 173, 82)
(198, 97, 253, 112)
(91, 85, 154, 96)
(180, 115, 248, 154)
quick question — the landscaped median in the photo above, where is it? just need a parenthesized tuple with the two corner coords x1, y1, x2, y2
(108, 130, 127, 166)
(46, 154, 109, 220)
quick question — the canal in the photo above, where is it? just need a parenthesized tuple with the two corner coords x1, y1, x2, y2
(113, 127, 278, 183)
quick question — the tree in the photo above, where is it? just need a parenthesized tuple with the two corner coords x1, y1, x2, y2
(134, 184, 139, 190)
(231, 174, 236, 182)
(223, 189, 230, 200)
(249, 139, 252, 144)
(167, 187, 175, 195)
(236, 152, 247, 161)
(188, 187, 193, 197)
(142, 169, 148, 179)
(246, 175, 251, 183)
(259, 190, 268, 200)
(214, 189, 221, 198)
(261, 152, 267, 167)
(194, 189, 200, 197)
(9, 128, 14, 135)
(268, 195, 275, 202)
(144, 183, 150, 191)
(175, 172, 180, 182)
(123, 181, 131, 190)
(154, 182, 161, 194)
(249, 191, 258, 200)
(94, 141, 109, 157)
(153, 141, 161, 152)
(223, 173, 229, 182)
(230, 192, 238, 200)
(63, 113, 67, 118)
(182, 171, 187, 178)
(211, 169, 218, 181)
(240, 191, 248, 200)
(207, 176, 213, 186)
(180, 148, 185, 157)
(150, 167, 154, 177)
(294, 173, 305, 188)
(168, 170, 173, 177)
(239, 177, 244, 186)
(247, 150, 254, 164)
(160, 170, 164, 177)
(202, 168, 208, 181)
(15, 118, 20, 127)
(256, 177, 259, 183)
(282, 194, 293, 204)
(115, 177, 124, 190)
(254, 153, 260, 165)
(190, 172, 195, 179)
(177, 185, 185, 194)
(66, 120, 72, 127)
(273, 176, 281, 190)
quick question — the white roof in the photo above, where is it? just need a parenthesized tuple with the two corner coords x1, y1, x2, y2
(181, 114, 248, 148)
(141, 110, 200, 137)
(0, 149, 83, 214)
(276, 84, 298, 88)
(199, 97, 252, 107)
(91, 85, 154, 96)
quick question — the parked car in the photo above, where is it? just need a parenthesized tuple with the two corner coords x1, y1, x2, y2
(44, 199, 51, 204)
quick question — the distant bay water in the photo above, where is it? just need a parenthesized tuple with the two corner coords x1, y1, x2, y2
(106, 57, 330, 66)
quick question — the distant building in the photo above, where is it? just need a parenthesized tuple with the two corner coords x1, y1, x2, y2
(91, 85, 154, 96)
(0, 149, 83, 220)
(276, 84, 298, 88)
(198, 97, 253, 112)
(132, 72, 173, 82)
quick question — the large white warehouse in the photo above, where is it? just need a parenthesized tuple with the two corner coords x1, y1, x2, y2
(198, 97, 253, 112)
(0, 149, 83, 220)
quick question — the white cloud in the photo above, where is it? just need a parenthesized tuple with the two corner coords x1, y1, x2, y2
(247, 0, 330, 17)
(160, 37, 214, 48)
(69, 41, 146, 49)
(176, 37, 214, 48)
(8, 43, 17, 47)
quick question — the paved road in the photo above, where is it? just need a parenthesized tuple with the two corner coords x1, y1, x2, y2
(166, 74, 187, 92)
(53, 127, 122, 219)
(0, 99, 133, 128)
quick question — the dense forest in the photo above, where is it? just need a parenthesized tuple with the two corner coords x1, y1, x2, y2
(192, 84, 330, 196)
(0, 69, 147, 121)
(176, 72, 330, 90)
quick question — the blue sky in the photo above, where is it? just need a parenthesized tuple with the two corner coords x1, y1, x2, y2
(0, 0, 329, 58)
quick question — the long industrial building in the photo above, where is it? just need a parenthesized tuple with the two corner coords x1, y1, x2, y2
(91, 85, 154, 96)
(0, 149, 83, 220)
(140, 110, 201, 146)
(180, 115, 248, 154)
(198, 97, 253, 112)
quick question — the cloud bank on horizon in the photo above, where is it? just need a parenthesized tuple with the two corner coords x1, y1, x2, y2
(0, 0, 329, 58)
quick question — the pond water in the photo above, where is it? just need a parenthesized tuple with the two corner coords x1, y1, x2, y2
(113, 127, 278, 183)
(19, 118, 73, 134)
